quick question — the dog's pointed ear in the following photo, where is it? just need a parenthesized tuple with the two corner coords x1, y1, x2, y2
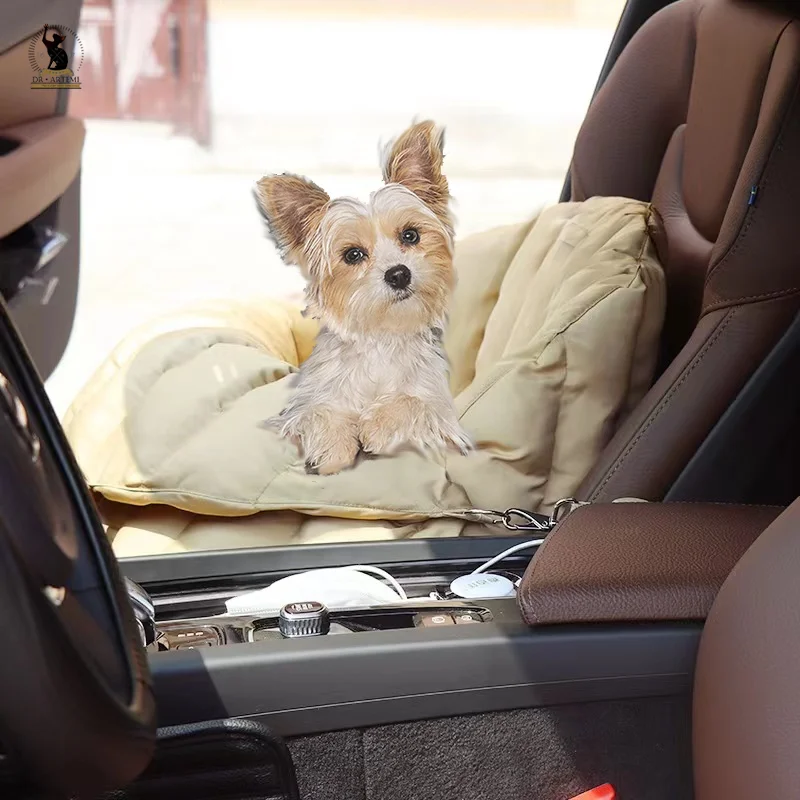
(381, 120, 451, 227)
(255, 174, 330, 269)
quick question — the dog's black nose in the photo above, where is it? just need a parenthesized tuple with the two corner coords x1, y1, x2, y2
(384, 265, 411, 290)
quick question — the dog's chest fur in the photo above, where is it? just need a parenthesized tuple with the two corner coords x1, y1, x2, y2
(290, 326, 450, 412)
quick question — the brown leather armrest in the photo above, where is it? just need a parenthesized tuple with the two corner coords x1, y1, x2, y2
(518, 502, 782, 626)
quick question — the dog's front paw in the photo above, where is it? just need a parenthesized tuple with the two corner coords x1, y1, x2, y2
(310, 436, 360, 476)
(421, 408, 472, 455)
(292, 407, 360, 476)
(358, 415, 397, 455)
(442, 424, 473, 455)
(359, 395, 426, 455)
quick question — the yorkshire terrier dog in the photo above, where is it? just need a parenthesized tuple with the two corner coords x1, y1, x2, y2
(256, 121, 472, 475)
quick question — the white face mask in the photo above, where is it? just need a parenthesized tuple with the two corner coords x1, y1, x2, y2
(224, 566, 406, 615)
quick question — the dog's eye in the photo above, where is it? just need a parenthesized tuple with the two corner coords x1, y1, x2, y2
(400, 228, 420, 245)
(343, 247, 367, 264)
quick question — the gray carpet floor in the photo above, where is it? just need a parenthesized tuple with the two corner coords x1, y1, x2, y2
(289, 697, 693, 800)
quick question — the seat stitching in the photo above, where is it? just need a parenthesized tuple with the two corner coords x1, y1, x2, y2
(706, 19, 798, 283)
(590, 307, 736, 499)
(704, 286, 800, 311)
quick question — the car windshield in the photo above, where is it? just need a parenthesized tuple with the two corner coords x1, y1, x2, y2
(40, 0, 626, 562)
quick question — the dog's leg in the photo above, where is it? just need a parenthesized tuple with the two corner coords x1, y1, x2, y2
(359, 395, 428, 455)
(293, 407, 360, 475)
(361, 395, 472, 456)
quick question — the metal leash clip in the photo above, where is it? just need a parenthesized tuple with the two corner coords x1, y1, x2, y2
(550, 497, 588, 527)
(499, 508, 552, 531)
(459, 498, 588, 532)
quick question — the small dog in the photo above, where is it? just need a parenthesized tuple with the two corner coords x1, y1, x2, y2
(255, 121, 472, 475)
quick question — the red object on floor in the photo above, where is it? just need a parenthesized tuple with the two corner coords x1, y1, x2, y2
(569, 785, 616, 800)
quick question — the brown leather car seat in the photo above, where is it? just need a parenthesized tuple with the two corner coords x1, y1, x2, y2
(693, 495, 800, 798)
(569, 0, 800, 503)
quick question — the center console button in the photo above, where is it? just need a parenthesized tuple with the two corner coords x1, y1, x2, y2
(164, 626, 222, 649)
(175, 640, 214, 650)
(452, 611, 482, 625)
(415, 612, 455, 628)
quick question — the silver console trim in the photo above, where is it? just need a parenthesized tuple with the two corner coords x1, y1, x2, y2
(149, 600, 493, 652)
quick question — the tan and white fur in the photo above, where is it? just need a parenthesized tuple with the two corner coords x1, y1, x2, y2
(255, 121, 471, 475)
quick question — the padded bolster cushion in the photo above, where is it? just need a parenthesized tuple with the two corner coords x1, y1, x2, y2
(517, 502, 782, 626)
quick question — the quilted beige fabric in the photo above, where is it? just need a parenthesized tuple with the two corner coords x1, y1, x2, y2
(64, 196, 665, 556)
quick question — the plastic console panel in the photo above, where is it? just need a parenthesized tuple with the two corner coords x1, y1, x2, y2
(127, 540, 701, 737)
(147, 601, 700, 737)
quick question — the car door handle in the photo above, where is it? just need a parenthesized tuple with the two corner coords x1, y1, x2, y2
(0, 115, 84, 240)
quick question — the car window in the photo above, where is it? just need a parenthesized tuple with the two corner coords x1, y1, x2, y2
(44, 0, 627, 559)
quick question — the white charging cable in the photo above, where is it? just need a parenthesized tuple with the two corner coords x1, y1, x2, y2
(227, 542, 539, 614)
(355, 537, 545, 596)
(348, 565, 408, 600)
(470, 538, 546, 575)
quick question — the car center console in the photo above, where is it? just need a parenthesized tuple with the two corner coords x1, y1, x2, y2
(127, 500, 779, 737)
(125, 541, 702, 738)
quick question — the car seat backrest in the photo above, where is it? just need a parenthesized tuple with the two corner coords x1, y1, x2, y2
(571, 0, 800, 502)
(693, 496, 800, 799)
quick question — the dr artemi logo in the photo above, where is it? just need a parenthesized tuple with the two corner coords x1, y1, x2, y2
(28, 24, 84, 89)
